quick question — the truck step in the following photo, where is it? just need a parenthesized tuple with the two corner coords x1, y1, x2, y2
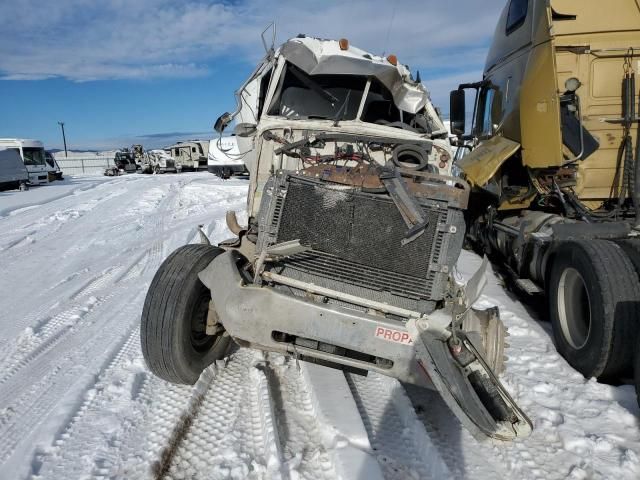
(515, 278, 544, 295)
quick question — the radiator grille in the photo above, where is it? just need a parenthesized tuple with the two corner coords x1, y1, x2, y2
(263, 175, 458, 302)
(284, 251, 430, 299)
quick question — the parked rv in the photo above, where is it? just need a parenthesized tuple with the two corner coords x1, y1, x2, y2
(208, 135, 246, 178)
(167, 140, 209, 171)
(0, 139, 49, 185)
(0, 148, 29, 191)
(140, 149, 180, 174)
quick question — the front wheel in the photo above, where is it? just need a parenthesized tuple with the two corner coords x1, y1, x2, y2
(141, 244, 231, 384)
(548, 240, 640, 381)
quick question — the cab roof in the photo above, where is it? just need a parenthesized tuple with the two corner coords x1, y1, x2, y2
(277, 36, 429, 114)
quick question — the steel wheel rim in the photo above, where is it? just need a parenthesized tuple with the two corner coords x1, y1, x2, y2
(557, 267, 592, 350)
(190, 294, 216, 352)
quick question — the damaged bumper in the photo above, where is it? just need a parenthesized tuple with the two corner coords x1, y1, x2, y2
(199, 250, 440, 388)
(200, 251, 533, 441)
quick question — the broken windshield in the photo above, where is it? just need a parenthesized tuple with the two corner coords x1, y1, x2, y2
(268, 64, 365, 120)
(267, 63, 432, 133)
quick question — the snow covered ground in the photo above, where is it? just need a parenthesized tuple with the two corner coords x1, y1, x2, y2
(0, 173, 639, 480)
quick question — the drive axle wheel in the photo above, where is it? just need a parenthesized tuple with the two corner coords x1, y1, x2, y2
(636, 344, 640, 408)
(141, 244, 231, 384)
(548, 240, 640, 381)
(618, 239, 640, 407)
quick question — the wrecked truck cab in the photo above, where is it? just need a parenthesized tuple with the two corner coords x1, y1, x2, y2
(214, 35, 454, 178)
(141, 36, 532, 441)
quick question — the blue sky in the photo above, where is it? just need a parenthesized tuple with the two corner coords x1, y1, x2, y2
(0, 0, 506, 150)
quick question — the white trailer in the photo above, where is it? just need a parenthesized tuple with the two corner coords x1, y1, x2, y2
(167, 140, 209, 171)
(0, 139, 50, 185)
(207, 135, 246, 178)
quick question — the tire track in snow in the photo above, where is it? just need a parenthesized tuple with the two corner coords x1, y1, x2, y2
(404, 384, 509, 480)
(265, 357, 339, 480)
(0, 296, 101, 387)
(0, 288, 146, 465)
(0, 180, 179, 388)
(161, 349, 285, 480)
(346, 372, 451, 480)
(0, 180, 174, 347)
(0, 175, 254, 477)
(0, 186, 129, 255)
(69, 265, 124, 300)
(29, 327, 156, 479)
(163, 352, 383, 480)
(0, 246, 153, 388)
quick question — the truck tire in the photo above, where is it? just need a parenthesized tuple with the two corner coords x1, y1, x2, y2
(618, 239, 640, 279)
(548, 240, 640, 381)
(620, 239, 640, 407)
(636, 344, 640, 408)
(141, 244, 231, 384)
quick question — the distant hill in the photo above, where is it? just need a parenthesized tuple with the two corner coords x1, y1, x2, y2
(48, 148, 101, 154)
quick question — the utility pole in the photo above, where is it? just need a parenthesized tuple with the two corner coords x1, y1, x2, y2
(58, 121, 68, 157)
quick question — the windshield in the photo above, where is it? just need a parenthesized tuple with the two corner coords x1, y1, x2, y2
(266, 63, 433, 133)
(268, 65, 365, 120)
(23, 147, 46, 166)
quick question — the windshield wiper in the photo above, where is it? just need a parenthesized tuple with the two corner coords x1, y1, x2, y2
(333, 90, 352, 127)
(288, 64, 339, 105)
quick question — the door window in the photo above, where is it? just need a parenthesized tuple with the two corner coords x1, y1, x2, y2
(506, 0, 528, 34)
(477, 88, 496, 137)
(257, 68, 273, 120)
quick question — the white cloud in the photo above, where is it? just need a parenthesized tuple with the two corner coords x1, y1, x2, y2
(0, 0, 506, 82)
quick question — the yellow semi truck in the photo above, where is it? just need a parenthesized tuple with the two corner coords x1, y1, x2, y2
(450, 0, 640, 402)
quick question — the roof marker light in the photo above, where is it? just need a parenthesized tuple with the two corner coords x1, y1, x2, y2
(339, 38, 349, 50)
(387, 54, 398, 66)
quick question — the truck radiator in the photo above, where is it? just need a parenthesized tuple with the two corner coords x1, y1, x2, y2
(257, 173, 465, 309)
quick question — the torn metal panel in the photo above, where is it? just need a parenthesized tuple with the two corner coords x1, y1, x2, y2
(457, 136, 520, 187)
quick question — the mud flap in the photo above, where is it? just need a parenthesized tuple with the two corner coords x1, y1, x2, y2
(407, 317, 532, 441)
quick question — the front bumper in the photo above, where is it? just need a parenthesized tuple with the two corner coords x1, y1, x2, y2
(199, 250, 533, 441)
(199, 251, 454, 388)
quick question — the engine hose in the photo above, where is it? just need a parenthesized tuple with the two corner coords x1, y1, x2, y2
(621, 136, 634, 206)
(636, 136, 640, 229)
(631, 72, 640, 229)
(391, 144, 431, 171)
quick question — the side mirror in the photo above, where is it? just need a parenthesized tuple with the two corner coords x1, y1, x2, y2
(214, 112, 232, 133)
(450, 90, 466, 136)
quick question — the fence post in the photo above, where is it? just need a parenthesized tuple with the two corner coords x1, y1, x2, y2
(81, 158, 85, 174)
